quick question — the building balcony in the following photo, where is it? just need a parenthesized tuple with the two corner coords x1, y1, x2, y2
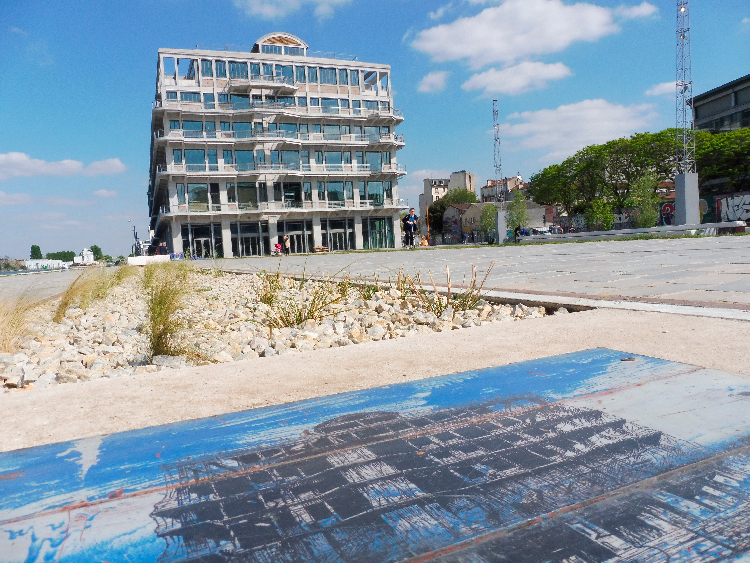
(154, 99, 404, 121)
(226, 74, 298, 93)
(154, 129, 405, 147)
(155, 162, 406, 177)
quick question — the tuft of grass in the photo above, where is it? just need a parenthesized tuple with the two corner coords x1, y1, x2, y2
(142, 262, 191, 359)
(0, 297, 34, 353)
(353, 273, 382, 301)
(256, 269, 284, 307)
(53, 266, 139, 323)
(403, 263, 495, 316)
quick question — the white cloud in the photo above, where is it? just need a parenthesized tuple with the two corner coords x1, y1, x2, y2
(418, 71, 450, 93)
(645, 81, 676, 96)
(0, 152, 82, 181)
(0, 190, 32, 206)
(0, 153, 126, 182)
(500, 99, 658, 161)
(232, 0, 351, 19)
(429, 3, 452, 20)
(412, 0, 622, 69)
(93, 189, 118, 198)
(615, 2, 658, 19)
(463, 62, 572, 96)
(83, 158, 127, 178)
(742, 17, 750, 27)
(10, 27, 27, 35)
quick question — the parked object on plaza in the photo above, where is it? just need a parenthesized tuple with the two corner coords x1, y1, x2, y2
(147, 33, 407, 259)
(3, 349, 750, 562)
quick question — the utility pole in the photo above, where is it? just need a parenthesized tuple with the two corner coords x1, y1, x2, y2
(674, 0, 699, 225)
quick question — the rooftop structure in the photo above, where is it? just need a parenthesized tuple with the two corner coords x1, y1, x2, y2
(693, 73, 750, 134)
(147, 33, 407, 257)
(480, 175, 525, 203)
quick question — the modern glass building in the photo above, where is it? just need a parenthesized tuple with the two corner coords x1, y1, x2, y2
(147, 33, 406, 257)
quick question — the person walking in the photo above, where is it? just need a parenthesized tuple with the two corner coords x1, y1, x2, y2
(283, 234, 291, 256)
(403, 208, 418, 247)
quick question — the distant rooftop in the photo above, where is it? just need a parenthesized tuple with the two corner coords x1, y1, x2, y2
(693, 73, 750, 103)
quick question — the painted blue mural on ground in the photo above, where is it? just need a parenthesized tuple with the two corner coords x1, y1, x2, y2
(2, 348, 750, 562)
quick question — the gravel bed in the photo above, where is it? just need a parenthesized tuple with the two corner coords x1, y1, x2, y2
(0, 270, 568, 390)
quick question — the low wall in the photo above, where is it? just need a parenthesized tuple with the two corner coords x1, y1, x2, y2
(520, 221, 747, 243)
(127, 255, 171, 266)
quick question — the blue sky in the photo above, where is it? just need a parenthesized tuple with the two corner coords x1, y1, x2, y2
(0, 0, 748, 258)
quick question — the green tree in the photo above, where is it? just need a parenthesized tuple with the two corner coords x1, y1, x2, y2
(479, 204, 497, 239)
(626, 173, 661, 228)
(427, 189, 478, 233)
(584, 198, 615, 231)
(46, 251, 76, 261)
(30, 245, 42, 259)
(697, 128, 750, 191)
(506, 190, 530, 231)
(90, 245, 103, 261)
(529, 161, 575, 216)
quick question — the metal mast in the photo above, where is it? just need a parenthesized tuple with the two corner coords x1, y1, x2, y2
(676, 0, 695, 174)
(493, 100, 503, 201)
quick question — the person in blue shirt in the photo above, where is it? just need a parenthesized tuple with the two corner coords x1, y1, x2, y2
(403, 208, 419, 247)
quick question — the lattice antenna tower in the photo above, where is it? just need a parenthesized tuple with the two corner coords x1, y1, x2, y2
(493, 100, 503, 201)
(676, 0, 696, 174)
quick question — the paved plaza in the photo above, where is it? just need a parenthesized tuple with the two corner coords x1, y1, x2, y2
(219, 236, 750, 310)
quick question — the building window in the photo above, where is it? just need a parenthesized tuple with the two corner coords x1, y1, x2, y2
(345, 181, 353, 200)
(207, 150, 218, 171)
(297, 96, 307, 106)
(235, 150, 254, 171)
(228, 61, 248, 79)
(255, 150, 265, 163)
(226, 182, 236, 203)
(220, 121, 230, 131)
(359, 181, 366, 199)
(180, 92, 201, 102)
(307, 67, 318, 83)
(262, 44, 282, 54)
(276, 65, 293, 80)
(301, 150, 309, 164)
(277, 96, 295, 106)
(338, 69, 348, 85)
(166, 91, 177, 100)
(201, 60, 213, 78)
(169, 120, 180, 130)
(313, 124, 322, 133)
(173, 149, 182, 164)
(303, 182, 312, 201)
(284, 46, 303, 55)
(215, 60, 227, 78)
(350, 70, 359, 86)
(223, 150, 233, 165)
(176, 183, 185, 205)
(318, 181, 326, 200)
(218, 93, 229, 104)
(310, 98, 320, 107)
(262, 64, 273, 76)
(273, 182, 283, 201)
(315, 151, 323, 164)
(295, 66, 306, 83)
(203, 93, 215, 109)
(320, 68, 337, 85)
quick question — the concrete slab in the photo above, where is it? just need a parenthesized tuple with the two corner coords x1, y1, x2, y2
(212, 236, 750, 312)
(3, 349, 750, 562)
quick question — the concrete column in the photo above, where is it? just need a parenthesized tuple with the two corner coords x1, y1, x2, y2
(171, 219, 183, 254)
(167, 181, 178, 211)
(265, 181, 275, 207)
(268, 216, 279, 249)
(221, 218, 233, 258)
(312, 214, 323, 248)
(354, 214, 364, 250)
(218, 182, 229, 206)
(675, 173, 700, 225)
(311, 181, 320, 207)
(392, 212, 403, 249)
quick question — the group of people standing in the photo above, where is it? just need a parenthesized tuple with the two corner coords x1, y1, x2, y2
(402, 208, 428, 248)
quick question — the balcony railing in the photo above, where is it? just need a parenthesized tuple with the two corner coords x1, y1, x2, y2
(156, 129, 405, 145)
(155, 198, 405, 216)
(227, 74, 296, 88)
(154, 99, 404, 119)
(157, 163, 406, 175)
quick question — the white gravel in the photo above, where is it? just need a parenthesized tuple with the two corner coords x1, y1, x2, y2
(1, 270, 564, 390)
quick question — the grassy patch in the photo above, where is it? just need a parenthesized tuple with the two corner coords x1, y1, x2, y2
(0, 297, 34, 353)
(142, 262, 191, 359)
(53, 266, 139, 323)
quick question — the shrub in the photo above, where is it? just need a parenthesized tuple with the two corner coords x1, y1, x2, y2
(142, 262, 191, 358)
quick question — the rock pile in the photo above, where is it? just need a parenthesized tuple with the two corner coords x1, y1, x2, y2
(0, 270, 568, 390)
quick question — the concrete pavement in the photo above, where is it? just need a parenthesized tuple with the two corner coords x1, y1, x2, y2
(215, 236, 750, 312)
